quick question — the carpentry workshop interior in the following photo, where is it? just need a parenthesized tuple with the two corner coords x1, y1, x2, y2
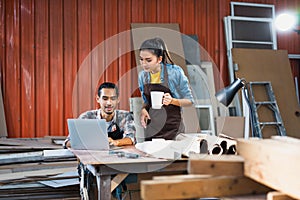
(0, 0, 300, 199)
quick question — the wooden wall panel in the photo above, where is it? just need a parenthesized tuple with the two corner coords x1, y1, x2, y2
(91, 0, 105, 110)
(218, 0, 230, 89)
(5, 0, 21, 137)
(63, 0, 77, 132)
(131, 0, 144, 22)
(104, 0, 118, 83)
(130, 0, 144, 97)
(195, 0, 208, 50)
(206, 0, 220, 68)
(0, 0, 299, 138)
(170, 0, 182, 24)
(20, 0, 35, 137)
(144, 0, 156, 23)
(49, 0, 63, 135)
(35, 0, 49, 137)
(182, 0, 195, 35)
(118, 0, 132, 109)
(77, 0, 92, 116)
(157, 0, 169, 23)
(0, 0, 5, 87)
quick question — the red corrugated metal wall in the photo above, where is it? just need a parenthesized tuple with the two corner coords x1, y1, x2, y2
(0, 0, 299, 138)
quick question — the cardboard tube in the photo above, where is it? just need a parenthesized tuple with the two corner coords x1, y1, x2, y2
(199, 139, 208, 154)
(210, 144, 223, 155)
(227, 145, 236, 155)
(220, 140, 227, 154)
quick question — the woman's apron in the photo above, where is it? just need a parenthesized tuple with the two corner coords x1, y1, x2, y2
(143, 65, 184, 141)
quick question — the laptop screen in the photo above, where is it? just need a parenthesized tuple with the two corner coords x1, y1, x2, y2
(67, 119, 109, 150)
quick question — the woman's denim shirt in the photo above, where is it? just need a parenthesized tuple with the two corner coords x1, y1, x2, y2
(138, 63, 194, 104)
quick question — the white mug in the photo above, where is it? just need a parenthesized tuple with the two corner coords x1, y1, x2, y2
(150, 91, 164, 109)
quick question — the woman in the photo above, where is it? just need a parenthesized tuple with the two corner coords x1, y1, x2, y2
(138, 37, 194, 140)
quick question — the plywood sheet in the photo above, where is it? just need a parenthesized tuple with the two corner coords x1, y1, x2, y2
(232, 48, 300, 138)
(237, 138, 300, 199)
(141, 176, 270, 200)
(131, 23, 188, 76)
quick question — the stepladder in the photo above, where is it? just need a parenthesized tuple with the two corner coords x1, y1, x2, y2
(247, 81, 286, 138)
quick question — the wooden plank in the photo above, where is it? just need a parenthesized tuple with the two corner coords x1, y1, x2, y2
(0, 0, 5, 99)
(206, 0, 220, 66)
(143, 0, 156, 23)
(0, 182, 80, 199)
(110, 173, 128, 192)
(118, 0, 132, 110)
(237, 138, 300, 199)
(223, 194, 266, 200)
(77, 0, 92, 116)
(0, 167, 76, 184)
(271, 136, 300, 145)
(131, 0, 144, 23)
(170, 0, 182, 24)
(0, 138, 61, 149)
(188, 154, 244, 176)
(267, 191, 296, 200)
(182, 0, 195, 34)
(153, 174, 212, 180)
(157, 0, 169, 23)
(35, 0, 50, 137)
(217, 0, 230, 89)
(5, 0, 21, 137)
(49, 0, 64, 135)
(0, 151, 44, 165)
(194, 0, 207, 50)
(20, 0, 35, 137)
(141, 176, 271, 200)
(233, 49, 300, 138)
(0, 151, 75, 164)
(0, 160, 78, 173)
(91, 0, 104, 109)
(63, 0, 78, 119)
(104, 0, 118, 82)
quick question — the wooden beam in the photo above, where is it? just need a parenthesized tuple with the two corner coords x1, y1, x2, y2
(152, 174, 212, 180)
(188, 154, 244, 176)
(141, 176, 270, 200)
(237, 138, 300, 199)
(110, 173, 128, 192)
(267, 191, 296, 200)
(0, 167, 76, 184)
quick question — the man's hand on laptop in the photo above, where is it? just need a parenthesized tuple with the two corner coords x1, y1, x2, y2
(108, 137, 119, 146)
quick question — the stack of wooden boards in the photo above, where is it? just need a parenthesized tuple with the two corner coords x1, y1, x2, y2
(0, 137, 80, 200)
(141, 136, 300, 200)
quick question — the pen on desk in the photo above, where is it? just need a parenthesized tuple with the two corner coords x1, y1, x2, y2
(125, 153, 140, 159)
(109, 150, 139, 159)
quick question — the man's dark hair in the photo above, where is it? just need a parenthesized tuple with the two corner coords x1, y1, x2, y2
(98, 82, 119, 97)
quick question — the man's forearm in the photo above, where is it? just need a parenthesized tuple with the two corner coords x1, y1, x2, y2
(113, 137, 133, 146)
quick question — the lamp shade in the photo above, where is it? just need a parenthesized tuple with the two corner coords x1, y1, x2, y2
(215, 78, 244, 106)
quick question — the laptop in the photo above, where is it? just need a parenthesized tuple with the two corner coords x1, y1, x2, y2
(67, 119, 109, 150)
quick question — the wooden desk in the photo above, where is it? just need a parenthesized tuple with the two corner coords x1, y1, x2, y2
(71, 146, 187, 200)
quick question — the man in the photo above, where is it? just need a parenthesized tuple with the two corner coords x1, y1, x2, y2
(64, 82, 136, 199)
(64, 82, 136, 148)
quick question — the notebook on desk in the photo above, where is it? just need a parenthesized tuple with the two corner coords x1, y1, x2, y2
(67, 119, 109, 150)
